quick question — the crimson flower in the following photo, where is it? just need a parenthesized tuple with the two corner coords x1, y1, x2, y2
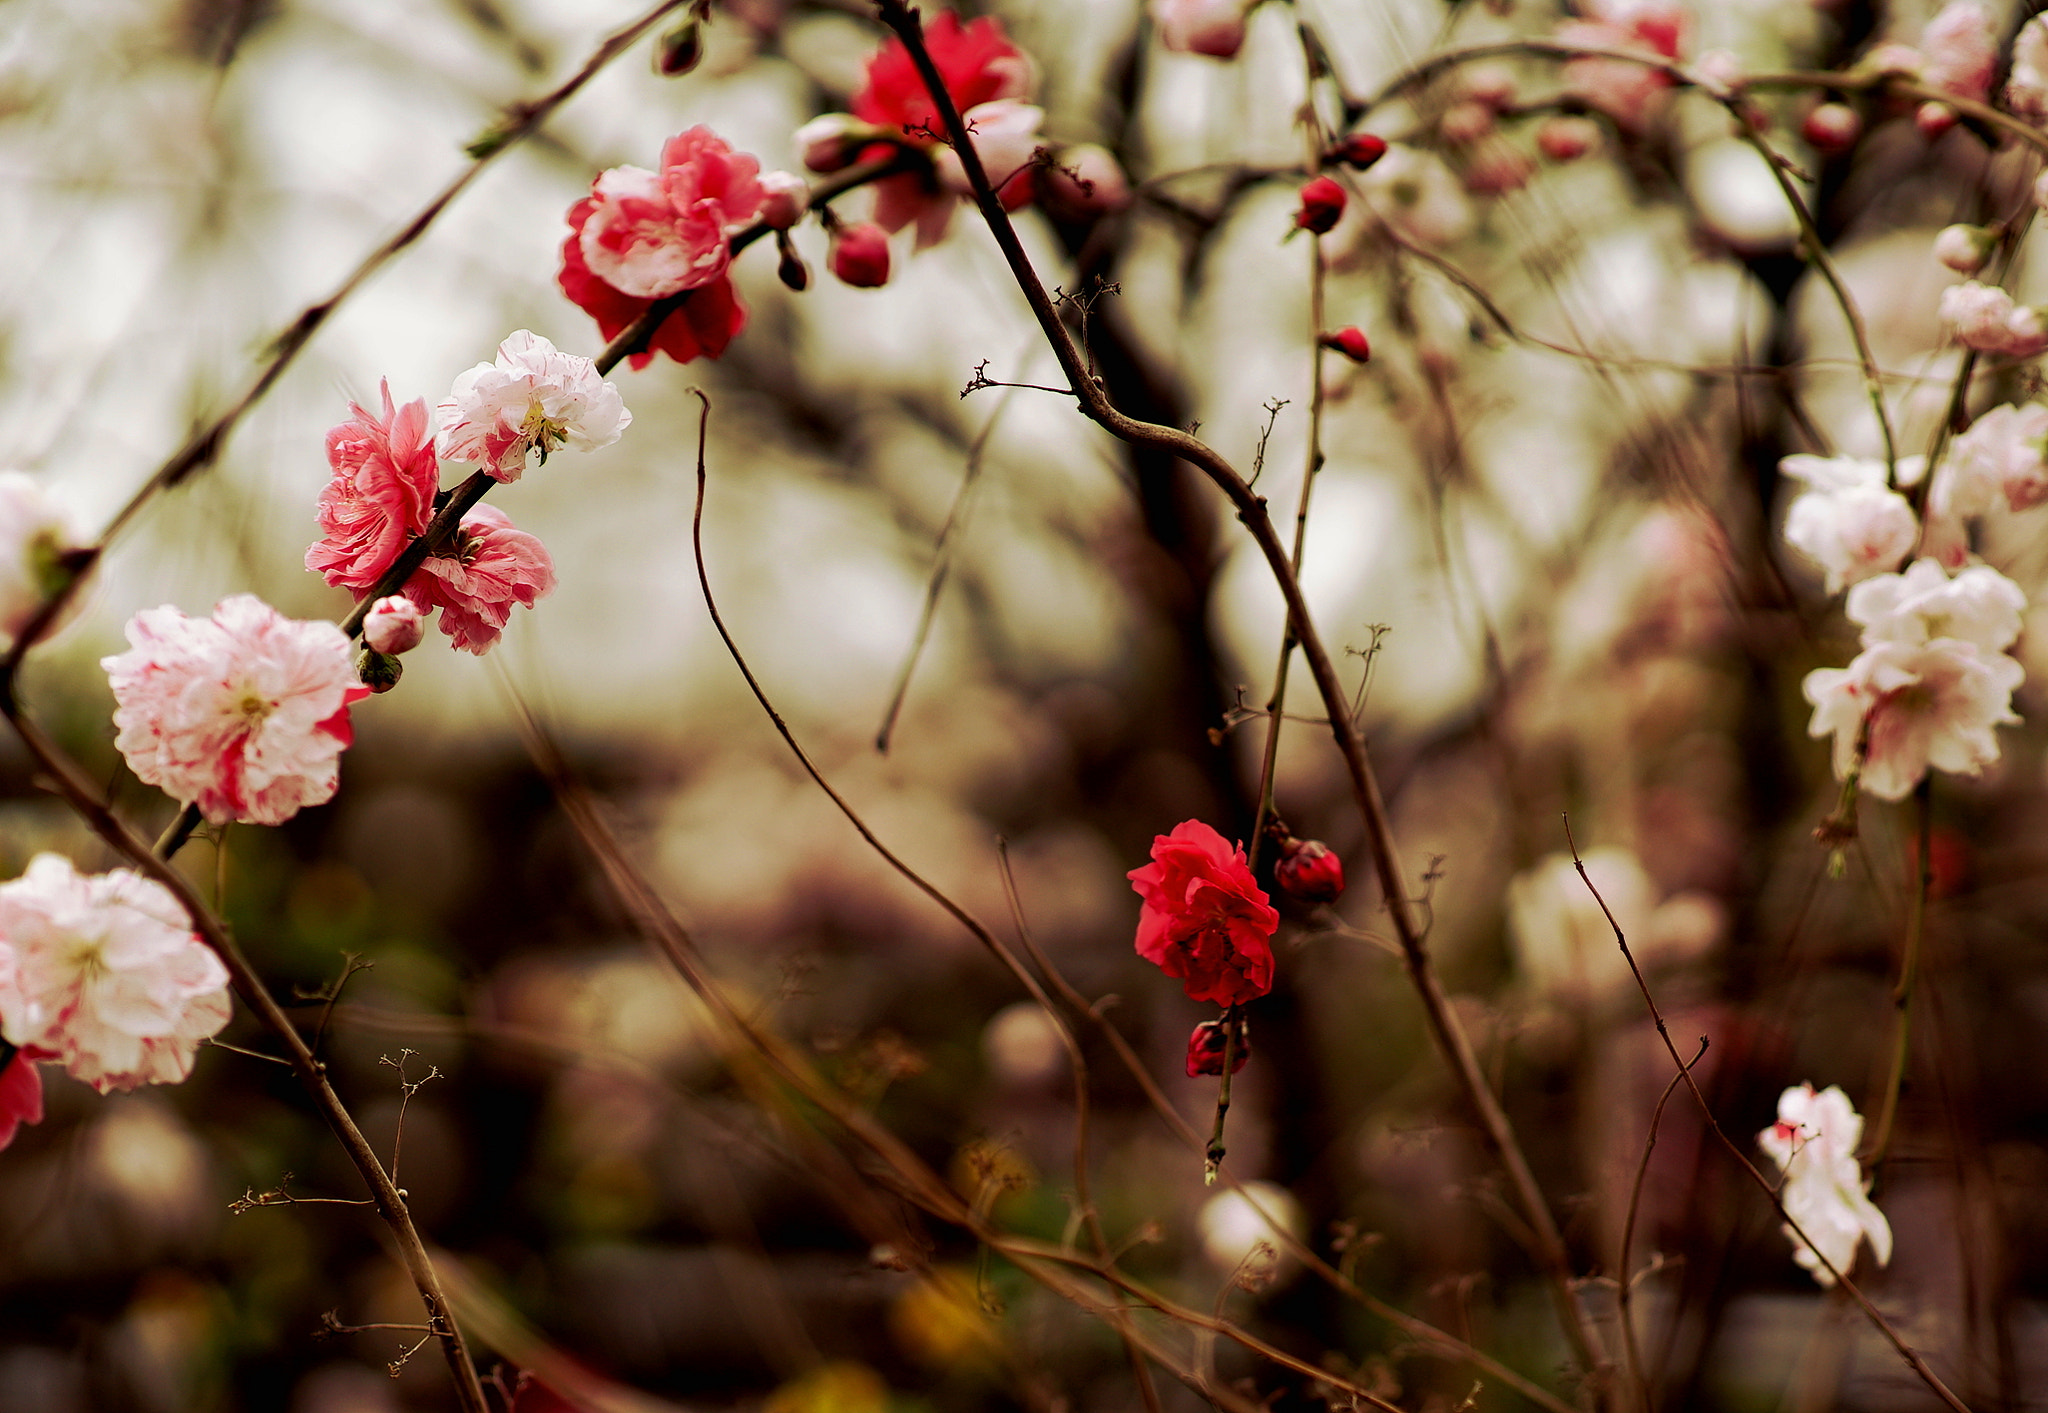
(1186, 1017, 1251, 1078)
(1295, 176, 1346, 235)
(1127, 820, 1277, 1007)
(0, 1047, 41, 1152)
(1275, 837, 1345, 904)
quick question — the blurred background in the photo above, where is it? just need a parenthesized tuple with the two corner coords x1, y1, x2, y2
(4, 0, 2048, 1408)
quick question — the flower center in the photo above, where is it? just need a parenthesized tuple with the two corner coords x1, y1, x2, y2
(238, 692, 273, 723)
(66, 933, 107, 981)
(520, 404, 568, 464)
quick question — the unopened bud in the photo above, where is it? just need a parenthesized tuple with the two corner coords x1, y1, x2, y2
(1916, 100, 1958, 140)
(1934, 223, 1996, 275)
(829, 222, 891, 288)
(1327, 132, 1388, 170)
(1318, 327, 1371, 363)
(758, 170, 809, 231)
(1439, 100, 1495, 146)
(1537, 116, 1602, 162)
(363, 595, 425, 655)
(1801, 102, 1861, 155)
(1275, 837, 1345, 904)
(655, 20, 702, 77)
(1186, 1017, 1251, 1078)
(353, 647, 403, 694)
(795, 114, 873, 174)
(1294, 175, 1346, 235)
(776, 230, 810, 290)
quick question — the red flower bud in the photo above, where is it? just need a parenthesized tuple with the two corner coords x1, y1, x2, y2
(1186, 1017, 1251, 1078)
(1801, 102, 1861, 155)
(1294, 175, 1347, 235)
(1915, 100, 1958, 140)
(829, 223, 892, 288)
(1276, 838, 1345, 904)
(776, 231, 810, 291)
(1318, 327, 1370, 363)
(1328, 132, 1388, 170)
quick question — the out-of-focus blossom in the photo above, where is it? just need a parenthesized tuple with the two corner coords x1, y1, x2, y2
(929, 99, 1045, 199)
(758, 171, 809, 230)
(1847, 558, 2026, 654)
(1939, 281, 2048, 357)
(1318, 327, 1371, 363)
(1460, 63, 1517, 110)
(1198, 1180, 1305, 1276)
(1694, 47, 1744, 91)
(2008, 16, 2048, 121)
(1933, 223, 1995, 275)
(1538, 116, 1603, 161)
(1936, 403, 2048, 517)
(1861, 41, 1924, 79)
(1558, 0, 1691, 131)
(362, 595, 426, 655)
(1352, 144, 1473, 245)
(1917, 100, 1960, 138)
(0, 1048, 41, 1151)
(305, 382, 440, 594)
(1508, 848, 1718, 1006)
(1805, 636, 2023, 800)
(829, 222, 893, 287)
(1186, 1016, 1251, 1077)
(437, 331, 629, 482)
(1462, 140, 1536, 195)
(1126, 821, 1277, 1007)
(1151, 0, 1250, 58)
(0, 855, 231, 1092)
(1802, 102, 1862, 154)
(1920, 0, 1998, 103)
(795, 115, 876, 174)
(1294, 175, 1346, 234)
(406, 505, 557, 656)
(1039, 144, 1131, 219)
(1758, 1084, 1893, 1286)
(1779, 454, 1921, 593)
(1274, 838, 1345, 903)
(0, 472, 81, 643)
(1439, 100, 1495, 146)
(850, 11, 1034, 248)
(104, 595, 367, 826)
(1328, 132, 1389, 169)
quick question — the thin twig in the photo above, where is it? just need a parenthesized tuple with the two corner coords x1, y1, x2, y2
(1618, 1038, 1707, 1413)
(1866, 780, 1932, 1164)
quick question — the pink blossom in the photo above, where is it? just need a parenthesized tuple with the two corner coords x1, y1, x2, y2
(1920, 0, 1998, 103)
(1804, 637, 2023, 800)
(304, 381, 440, 594)
(1779, 454, 1921, 593)
(1758, 1085, 1892, 1286)
(0, 471, 81, 643)
(0, 1046, 40, 1151)
(1538, 116, 1602, 162)
(103, 594, 369, 826)
(363, 595, 426, 655)
(0, 855, 230, 1092)
(576, 128, 764, 301)
(1939, 281, 2048, 357)
(437, 331, 630, 483)
(930, 99, 1045, 199)
(405, 505, 557, 656)
(1039, 144, 1131, 219)
(1847, 558, 2026, 654)
(2008, 15, 2048, 121)
(1936, 402, 2048, 517)
(1151, 0, 1249, 58)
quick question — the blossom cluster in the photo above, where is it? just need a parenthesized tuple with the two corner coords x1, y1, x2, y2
(0, 854, 235, 1151)
(1758, 1084, 1892, 1286)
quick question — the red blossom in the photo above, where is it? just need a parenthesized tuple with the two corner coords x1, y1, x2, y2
(1185, 1017, 1251, 1078)
(560, 198, 748, 371)
(0, 1050, 43, 1152)
(1127, 820, 1278, 1007)
(1275, 837, 1345, 904)
(1319, 327, 1371, 364)
(851, 12, 1032, 135)
(1328, 132, 1388, 170)
(405, 505, 557, 655)
(830, 222, 893, 288)
(304, 382, 440, 593)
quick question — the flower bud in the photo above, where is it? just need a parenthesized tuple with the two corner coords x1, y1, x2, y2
(1275, 838, 1345, 904)
(1318, 327, 1370, 363)
(1801, 102, 1861, 155)
(1537, 116, 1602, 162)
(1186, 1017, 1251, 1078)
(353, 647, 404, 694)
(1327, 132, 1388, 170)
(1461, 62, 1517, 111)
(1294, 175, 1346, 235)
(829, 222, 892, 288)
(795, 114, 872, 174)
(776, 230, 810, 291)
(758, 170, 809, 231)
(1916, 100, 1958, 139)
(1040, 144, 1131, 220)
(363, 594, 425, 655)
(1934, 223, 1996, 275)
(655, 20, 702, 77)
(1439, 100, 1495, 146)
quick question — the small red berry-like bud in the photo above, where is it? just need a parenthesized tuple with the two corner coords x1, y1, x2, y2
(776, 230, 810, 291)
(1801, 102, 1861, 155)
(1186, 1017, 1251, 1078)
(1294, 175, 1347, 234)
(1915, 100, 1958, 140)
(1537, 116, 1601, 162)
(829, 222, 891, 288)
(1327, 132, 1388, 170)
(1318, 327, 1370, 363)
(1276, 838, 1345, 904)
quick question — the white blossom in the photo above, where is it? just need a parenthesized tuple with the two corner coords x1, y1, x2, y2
(1804, 636, 2023, 800)
(1939, 280, 2048, 357)
(1758, 1084, 1893, 1287)
(1779, 454, 1921, 593)
(0, 472, 80, 642)
(1935, 402, 2048, 517)
(1846, 558, 2026, 654)
(437, 331, 630, 483)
